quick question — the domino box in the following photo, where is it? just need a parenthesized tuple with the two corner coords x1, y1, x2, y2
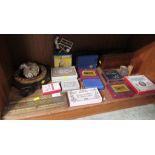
(67, 88, 102, 107)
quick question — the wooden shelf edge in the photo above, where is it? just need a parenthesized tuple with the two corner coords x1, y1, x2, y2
(19, 94, 155, 120)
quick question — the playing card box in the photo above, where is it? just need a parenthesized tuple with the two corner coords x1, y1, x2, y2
(42, 82, 61, 95)
(61, 79, 80, 92)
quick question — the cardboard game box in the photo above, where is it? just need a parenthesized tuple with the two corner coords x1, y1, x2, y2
(124, 75, 155, 95)
(54, 55, 72, 67)
(67, 88, 103, 107)
(76, 55, 98, 69)
(61, 79, 80, 92)
(51, 66, 78, 82)
(106, 81, 135, 99)
(102, 69, 123, 82)
(42, 82, 61, 95)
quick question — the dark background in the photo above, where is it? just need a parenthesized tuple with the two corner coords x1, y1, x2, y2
(2, 34, 155, 68)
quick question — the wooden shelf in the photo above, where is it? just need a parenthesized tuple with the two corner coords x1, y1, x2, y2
(1, 35, 155, 120)
(3, 68, 155, 120)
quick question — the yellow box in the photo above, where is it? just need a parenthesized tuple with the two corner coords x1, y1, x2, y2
(54, 55, 72, 67)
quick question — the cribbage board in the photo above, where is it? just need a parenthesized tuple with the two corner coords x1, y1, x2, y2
(2, 87, 68, 119)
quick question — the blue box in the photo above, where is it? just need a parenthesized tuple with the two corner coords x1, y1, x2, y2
(76, 55, 98, 69)
(83, 78, 104, 90)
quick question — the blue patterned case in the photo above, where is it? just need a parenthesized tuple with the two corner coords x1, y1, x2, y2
(83, 78, 104, 90)
(76, 55, 98, 69)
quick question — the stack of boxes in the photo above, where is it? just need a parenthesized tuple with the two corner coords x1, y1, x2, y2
(77, 55, 104, 90)
(51, 66, 80, 92)
(41, 54, 104, 107)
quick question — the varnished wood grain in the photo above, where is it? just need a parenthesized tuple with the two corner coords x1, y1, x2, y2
(5, 34, 55, 69)
(0, 36, 12, 116)
(100, 52, 134, 69)
(23, 94, 155, 120)
(131, 41, 155, 83)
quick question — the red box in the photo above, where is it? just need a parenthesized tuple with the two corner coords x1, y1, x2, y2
(42, 83, 61, 95)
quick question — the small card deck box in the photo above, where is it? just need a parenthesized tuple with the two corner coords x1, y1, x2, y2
(42, 82, 61, 95)
(61, 79, 80, 92)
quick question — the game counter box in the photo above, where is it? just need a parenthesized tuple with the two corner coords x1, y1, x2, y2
(106, 80, 135, 99)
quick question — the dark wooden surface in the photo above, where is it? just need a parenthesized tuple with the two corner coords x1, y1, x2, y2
(5, 34, 55, 69)
(0, 36, 12, 115)
(129, 34, 155, 51)
(100, 52, 134, 69)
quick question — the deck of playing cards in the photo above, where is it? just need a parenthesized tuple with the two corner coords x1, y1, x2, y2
(61, 79, 80, 92)
(42, 82, 61, 95)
